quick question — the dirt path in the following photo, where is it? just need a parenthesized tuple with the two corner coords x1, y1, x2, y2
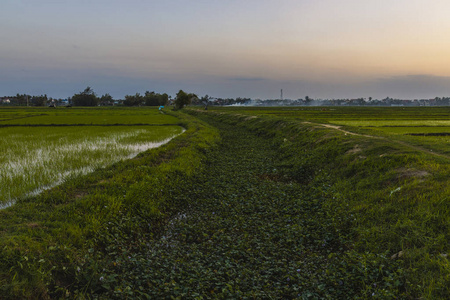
(302, 122, 381, 139)
(303, 121, 450, 160)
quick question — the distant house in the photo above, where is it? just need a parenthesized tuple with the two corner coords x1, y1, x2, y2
(0, 97, 11, 104)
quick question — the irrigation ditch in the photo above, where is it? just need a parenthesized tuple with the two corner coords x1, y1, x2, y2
(0, 109, 449, 299)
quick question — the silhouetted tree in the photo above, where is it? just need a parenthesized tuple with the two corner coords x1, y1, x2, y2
(15, 94, 29, 106)
(72, 87, 98, 106)
(159, 93, 169, 106)
(305, 95, 311, 104)
(143, 91, 169, 106)
(124, 93, 144, 106)
(200, 94, 210, 109)
(174, 90, 197, 109)
(99, 93, 113, 105)
(31, 95, 47, 106)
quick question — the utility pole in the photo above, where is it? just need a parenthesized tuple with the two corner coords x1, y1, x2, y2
(281, 89, 283, 100)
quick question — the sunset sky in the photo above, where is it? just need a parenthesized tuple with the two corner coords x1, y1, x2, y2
(2, 0, 450, 100)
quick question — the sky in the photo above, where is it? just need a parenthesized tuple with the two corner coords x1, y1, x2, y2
(2, 0, 450, 100)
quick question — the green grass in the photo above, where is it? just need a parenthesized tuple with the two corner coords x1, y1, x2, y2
(68, 113, 404, 299)
(208, 106, 450, 157)
(0, 125, 183, 206)
(0, 110, 220, 299)
(0, 107, 179, 125)
(0, 106, 448, 299)
(0, 107, 183, 207)
(212, 106, 449, 122)
(189, 108, 449, 299)
(330, 120, 450, 126)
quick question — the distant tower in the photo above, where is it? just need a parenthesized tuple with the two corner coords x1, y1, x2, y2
(281, 89, 283, 100)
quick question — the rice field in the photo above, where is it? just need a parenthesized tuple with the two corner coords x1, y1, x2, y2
(0, 107, 183, 208)
(209, 106, 450, 156)
(0, 107, 179, 125)
(324, 121, 449, 156)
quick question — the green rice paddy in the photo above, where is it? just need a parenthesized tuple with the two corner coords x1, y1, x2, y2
(209, 106, 450, 156)
(0, 107, 183, 207)
(0, 107, 179, 125)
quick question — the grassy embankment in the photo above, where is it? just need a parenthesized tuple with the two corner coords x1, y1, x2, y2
(62, 107, 448, 299)
(0, 106, 448, 298)
(0, 110, 220, 298)
(216, 106, 450, 156)
(190, 107, 449, 298)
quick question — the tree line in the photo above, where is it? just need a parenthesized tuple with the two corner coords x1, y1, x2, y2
(71, 87, 197, 109)
(0, 94, 49, 106)
(2, 87, 199, 109)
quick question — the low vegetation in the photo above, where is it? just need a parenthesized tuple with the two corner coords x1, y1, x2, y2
(0, 106, 179, 125)
(0, 110, 219, 298)
(188, 108, 449, 298)
(0, 106, 448, 299)
(0, 107, 184, 207)
(0, 126, 183, 208)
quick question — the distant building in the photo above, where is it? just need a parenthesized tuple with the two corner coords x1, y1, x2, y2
(0, 97, 11, 104)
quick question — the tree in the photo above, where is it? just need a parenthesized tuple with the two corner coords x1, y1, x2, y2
(99, 93, 113, 106)
(174, 90, 197, 109)
(143, 91, 169, 106)
(31, 95, 47, 106)
(144, 91, 158, 106)
(200, 94, 209, 103)
(15, 94, 29, 106)
(159, 93, 169, 106)
(124, 93, 144, 106)
(200, 94, 210, 109)
(72, 87, 98, 106)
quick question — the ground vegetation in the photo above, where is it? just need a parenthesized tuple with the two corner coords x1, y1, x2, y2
(0, 107, 448, 299)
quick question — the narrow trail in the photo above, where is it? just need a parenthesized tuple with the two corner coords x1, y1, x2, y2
(304, 121, 450, 160)
(103, 119, 373, 298)
(302, 121, 381, 139)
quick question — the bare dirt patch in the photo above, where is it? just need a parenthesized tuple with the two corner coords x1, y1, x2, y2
(74, 192, 88, 199)
(27, 223, 40, 229)
(257, 173, 292, 184)
(396, 168, 430, 180)
(346, 145, 362, 155)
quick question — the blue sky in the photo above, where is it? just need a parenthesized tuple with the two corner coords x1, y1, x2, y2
(2, 0, 450, 99)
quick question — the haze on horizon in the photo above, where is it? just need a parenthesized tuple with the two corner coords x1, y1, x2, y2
(2, 0, 450, 100)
